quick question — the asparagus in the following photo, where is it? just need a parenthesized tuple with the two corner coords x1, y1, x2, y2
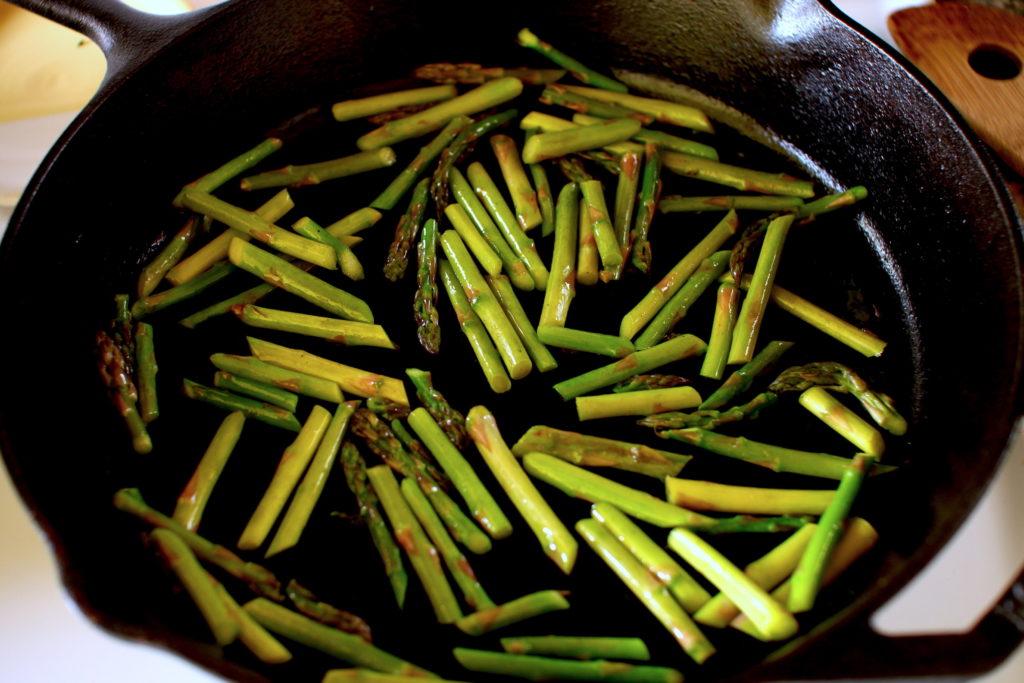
(413, 62, 565, 85)
(233, 305, 396, 349)
(700, 282, 741, 380)
(405, 367, 468, 449)
(137, 216, 198, 298)
(182, 378, 302, 432)
(788, 453, 875, 613)
(491, 133, 543, 231)
(440, 230, 533, 380)
(769, 361, 907, 436)
(285, 580, 371, 642)
(500, 635, 651, 661)
(661, 154, 816, 198)
(591, 502, 711, 613)
(693, 524, 816, 628)
(539, 182, 579, 327)
(454, 647, 682, 682)
(466, 161, 549, 290)
(664, 478, 835, 516)
(634, 250, 730, 351)
(537, 325, 634, 359)
(516, 28, 627, 92)
(454, 590, 571, 636)
(558, 85, 712, 131)
(238, 405, 333, 550)
(542, 83, 654, 123)
(112, 488, 283, 601)
(511, 424, 689, 479)
(700, 340, 794, 410)
(728, 214, 794, 364)
(629, 143, 662, 273)
(449, 165, 534, 291)
(620, 210, 740, 339)
(659, 428, 894, 480)
(292, 216, 365, 281)
(606, 150, 640, 280)
(131, 262, 236, 319)
(247, 337, 408, 405)
(388, 418, 451, 494)
(431, 109, 519, 217)
(331, 84, 457, 121)
(522, 118, 642, 165)
(400, 477, 495, 611)
(576, 519, 715, 665)
(526, 132, 556, 237)
(213, 580, 293, 664)
(576, 386, 702, 421)
(798, 386, 886, 456)
(659, 195, 805, 213)
(373, 116, 470, 213)
(579, 178, 622, 272)
(638, 391, 778, 431)
(266, 402, 356, 558)
(210, 353, 344, 403)
(340, 441, 408, 608)
(244, 597, 436, 676)
(489, 274, 559, 373)
(792, 185, 869, 223)
(443, 203, 503, 276)
(383, 177, 430, 282)
(133, 321, 158, 424)
(467, 406, 577, 574)
(572, 112, 719, 160)
(239, 148, 397, 190)
(439, 259, 512, 393)
(413, 217, 442, 354)
(325, 207, 384, 239)
(323, 671, 469, 683)
(357, 77, 524, 150)
(178, 278, 288, 329)
(149, 528, 240, 646)
(173, 411, 246, 532)
(176, 137, 283, 199)
(366, 465, 463, 623)
(559, 156, 595, 184)
(576, 196, 600, 286)
(667, 528, 798, 641)
(552, 333, 707, 401)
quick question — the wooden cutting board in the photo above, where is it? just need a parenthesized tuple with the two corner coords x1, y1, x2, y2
(888, 2, 1024, 208)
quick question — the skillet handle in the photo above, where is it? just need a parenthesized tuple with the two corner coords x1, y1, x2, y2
(4, 0, 211, 83)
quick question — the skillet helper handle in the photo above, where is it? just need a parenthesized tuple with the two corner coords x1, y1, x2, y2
(4, 0, 210, 82)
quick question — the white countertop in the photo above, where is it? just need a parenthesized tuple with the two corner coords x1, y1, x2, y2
(2, 1, 1024, 681)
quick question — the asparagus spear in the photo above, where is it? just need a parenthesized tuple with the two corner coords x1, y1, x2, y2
(516, 28, 627, 92)
(579, 178, 622, 272)
(292, 216, 365, 281)
(537, 325, 634, 358)
(792, 186, 869, 223)
(113, 488, 284, 601)
(431, 109, 519, 217)
(489, 274, 559, 373)
(413, 62, 565, 85)
(439, 259, 512, 393)
(173, 411, 246, 532)
(798, 386, 886, 456)
(137, 216, 199, 298)
(325, 206, 384, 239)
(212, 580, 293, 664)
(176, 137, 283, 199)
(522, 118, 642, 165)
(664, 478, 835, 516)
(700, 282, 741, 380)
(233, 305, 396, 349)
(662, 154, 815, 197)
(366, 465, 463, 624)
(443, 202, 504, 276)
(574, 112, 719, 160)
(454, 590, 571, 636)
(266, 402, 356, 558)
(491, 133, 543, 231)
(526, 131, 556, 237)
(440, 230, 533, 380)
(500, 635, 651, 661)
(629, 143, 662, 273)
(182, 378, 302, 432)
(340, 441, 408, 608)
(331, 84, 457, 121)
(659, 195, 806, 213)
(454, 647, 683, 682)
(131, 262, 237, 320)
(239, 147, 397, 190)
(372, 115, 470, 211)
(285, 579, 371, 641)
(613, 374, 690, 393)
(384, 177, 430, 282)
(556, 85, 713, 132)
(769, 361, 907, 436)
(388, 418, 452, 494)
(149, 528, 240, 646)
(512, 424, 689, 479)
(552, 333, 707, 401)
(210, 353, 343, 403)
(620, 210, 740, 339)
(576, 196, 600, 286)
(576, 519, 715, 665)
(591, 502, 712, 613)
(606, 150, 641, 280)
(638, 391, 778, 431)
(247, 337, 408, 405)
(467, 406, 577, 574)
(405, 367, 468, 449)
(541, 83, 654, 123)
(133, 321, 158, 424)
(357, 77, 524, 150)
(413, 217, 442, 354)
(700, 340, 794, 410)
(238, 405, 333, 551)
(243, 597, 436, 676)
(576, 386, 702, 421)
(539, 182, 579, 327)
(323, 670, 469, 683)
(667, 528, 798, 641)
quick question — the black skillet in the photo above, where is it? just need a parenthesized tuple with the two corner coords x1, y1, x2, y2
(2, 0, 1024, 680)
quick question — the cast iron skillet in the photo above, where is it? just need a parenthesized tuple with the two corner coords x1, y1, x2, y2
(2, 0, 1024, 680)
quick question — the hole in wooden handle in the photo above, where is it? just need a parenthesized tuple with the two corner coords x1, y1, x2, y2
(968, 44, 1022, 80)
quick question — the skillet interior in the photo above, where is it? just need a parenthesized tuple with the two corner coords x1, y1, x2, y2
(1, 0, 1022, 680)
